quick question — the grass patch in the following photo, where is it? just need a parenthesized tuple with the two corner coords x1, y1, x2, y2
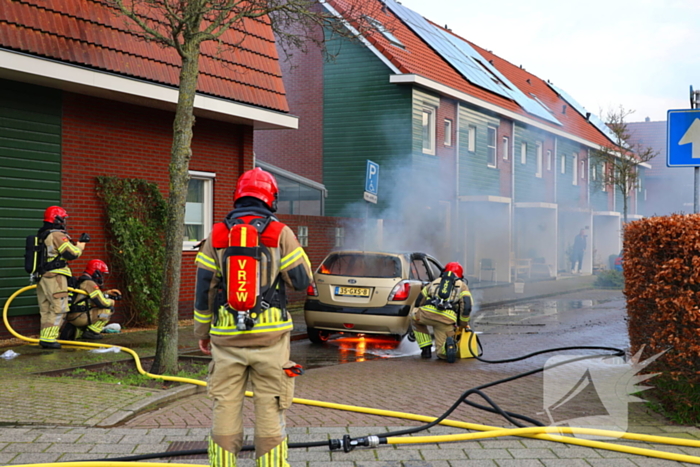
(594, 269, 624, 289)
(59, 359, 209, 389)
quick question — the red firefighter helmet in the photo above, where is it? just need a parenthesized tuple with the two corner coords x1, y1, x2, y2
(233, 168, 279, 211)
(84, 259, 109, 285)
(443, 262, 464, 279)
(44, 206, 68, 224)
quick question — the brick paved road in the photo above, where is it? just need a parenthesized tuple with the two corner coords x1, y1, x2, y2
(2, 289, 700, 466)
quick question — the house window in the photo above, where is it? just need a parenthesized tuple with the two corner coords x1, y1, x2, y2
(444, 119, 452, 147)
(547, 150, 552, 171)
(602, 162, 607, 191)
(335, 227, 345, 247)
(535, 142, 543, 178)
(184, 171, 214, 250)
(580, 159, 586, 180)
(520, 142, 527, 164)
(560, 155, 566, 174)
(572, 154, 578, 185)
(422, 108, 436, 155)
(468, 125, 476, 152)
(592, 163, 597, 181)
(487, 127, 497, 167)
(297, 226, 308, 247)
(502, 136, 509, 161)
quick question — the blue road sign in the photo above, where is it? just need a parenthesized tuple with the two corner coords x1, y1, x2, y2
(667, 109, 700, 167)
(365, 160, 379, 195)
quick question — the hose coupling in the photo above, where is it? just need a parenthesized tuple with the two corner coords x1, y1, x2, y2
(329, 435, 382, 452)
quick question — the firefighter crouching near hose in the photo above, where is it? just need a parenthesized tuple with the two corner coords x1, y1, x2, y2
(61, 259, 121, 341)
(35, 206, 88, 350)
(194, 168, 313, 467)
(411, 262, 473, 363)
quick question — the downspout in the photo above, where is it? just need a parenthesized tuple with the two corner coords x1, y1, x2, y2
(553, 137, 558, 274)
(511, 122, 516, 281)
(455, 103, 461, 264)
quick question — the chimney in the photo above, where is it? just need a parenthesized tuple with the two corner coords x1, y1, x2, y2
(585, 112, 591, 120)
(645, 117, 650, 122)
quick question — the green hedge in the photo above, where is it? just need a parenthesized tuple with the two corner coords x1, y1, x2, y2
(624, 214, 700, 423)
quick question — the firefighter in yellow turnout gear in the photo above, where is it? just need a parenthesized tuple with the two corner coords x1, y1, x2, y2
(63, 259, 120, 340)
(194, 168, 312, 467)
(35, 206, 87, 349)
(411, 262, 473, 363)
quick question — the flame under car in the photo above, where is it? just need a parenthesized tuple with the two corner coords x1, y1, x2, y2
(304, 250, 444, 344)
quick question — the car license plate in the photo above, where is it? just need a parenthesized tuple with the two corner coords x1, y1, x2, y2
(335, 286, 370, 297)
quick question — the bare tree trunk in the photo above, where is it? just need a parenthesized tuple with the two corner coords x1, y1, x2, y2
(151, 43, 201, 375)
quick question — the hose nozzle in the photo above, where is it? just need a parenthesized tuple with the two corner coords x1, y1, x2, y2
(329, 435, 382, 452)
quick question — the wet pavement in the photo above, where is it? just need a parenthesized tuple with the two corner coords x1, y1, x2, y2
(1, 287, 700, 466)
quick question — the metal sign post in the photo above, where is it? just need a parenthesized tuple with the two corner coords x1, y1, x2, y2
(667, 86, 700, 212)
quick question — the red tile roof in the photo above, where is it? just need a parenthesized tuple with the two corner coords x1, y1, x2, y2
(330, 0, 614, 147)
(0, 0, 288, 112)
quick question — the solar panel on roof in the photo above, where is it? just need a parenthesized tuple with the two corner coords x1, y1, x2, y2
(546, 82, 618, 142)
(383, 0, 561, 125)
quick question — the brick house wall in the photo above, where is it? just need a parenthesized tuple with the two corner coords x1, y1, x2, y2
(1, 92, 254, 339)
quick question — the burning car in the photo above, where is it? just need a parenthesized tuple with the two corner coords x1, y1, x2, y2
(304, 250, 444, 343)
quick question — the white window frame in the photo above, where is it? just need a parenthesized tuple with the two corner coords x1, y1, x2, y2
(502, 136, 509, 161)
(520, 142, 527, 164)
(422, 108, 436, 155)
(297, 226, 308, 247)
(602, 162, 607, 191)
(560, 155, 566, 174)
(444, 118, 452, 147)
(183, 170, 215, 250)
(468, 125, 477, 152)
(572, 154, 578, 185)
(546, 150, 552, 171)
(535, 141, 543, 178)
(487, 126, 497, 168)
(335, 227, 345, 247)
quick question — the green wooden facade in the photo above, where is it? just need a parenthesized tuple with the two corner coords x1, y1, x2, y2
(458, 105, 500, 197)
(323, 37, 412, 217)
(0, 79, 62, 316)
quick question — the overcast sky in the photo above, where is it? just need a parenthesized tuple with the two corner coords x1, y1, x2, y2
(398, 0, 700, 123)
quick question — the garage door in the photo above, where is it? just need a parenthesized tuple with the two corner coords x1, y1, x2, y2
(0, 79, 62, 317)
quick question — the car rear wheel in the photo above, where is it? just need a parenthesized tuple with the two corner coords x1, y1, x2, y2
(308, 327, 332, 344)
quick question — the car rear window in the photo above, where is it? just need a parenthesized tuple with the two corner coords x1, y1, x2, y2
(320, 254, 401, 278)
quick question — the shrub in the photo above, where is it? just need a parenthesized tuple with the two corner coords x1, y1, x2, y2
(594, 269, 624, 288)
(624, 214, 700, 424)
(96, 177, 167, 325)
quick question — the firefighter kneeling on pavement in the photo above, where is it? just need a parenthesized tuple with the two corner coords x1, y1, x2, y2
(411, 262, 473, 363)
(194, 168, 312, 467)
(60, 259, 120, 341)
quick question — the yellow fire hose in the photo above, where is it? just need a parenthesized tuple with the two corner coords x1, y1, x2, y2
(4, 284, 700, 465)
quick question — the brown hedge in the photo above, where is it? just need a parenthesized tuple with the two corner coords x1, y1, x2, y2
(624, 214, 700, 419)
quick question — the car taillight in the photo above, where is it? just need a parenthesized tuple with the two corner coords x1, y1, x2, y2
(306, 282, 318, 297)
(388, 280, 411, 301)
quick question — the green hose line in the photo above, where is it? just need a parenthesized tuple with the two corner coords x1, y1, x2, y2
(4, 284, 700, 466)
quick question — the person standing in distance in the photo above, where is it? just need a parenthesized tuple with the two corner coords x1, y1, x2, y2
(35, 206, 87, 349)
(194, 168, 312, 467)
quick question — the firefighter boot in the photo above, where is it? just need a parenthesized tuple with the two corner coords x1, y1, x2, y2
(39, 326, 61, 349)
(445, 336, 457, 363)
(82, 329, 103, 340)
(421, 346, 432, 359)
